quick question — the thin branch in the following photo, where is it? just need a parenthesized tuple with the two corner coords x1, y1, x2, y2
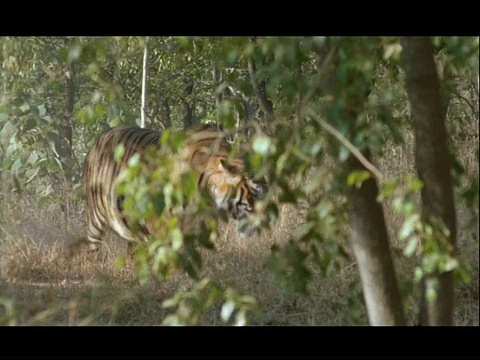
(452, 89, 478, 119)
(307, 109, 384, 182)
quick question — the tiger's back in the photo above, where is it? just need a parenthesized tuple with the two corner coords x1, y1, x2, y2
(82, 125, 267, 252)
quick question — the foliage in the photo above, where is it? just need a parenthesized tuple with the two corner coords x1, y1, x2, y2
(379, 176, 472, 303)
(1, 36, 478, 325)
(162, 277, 261, 326)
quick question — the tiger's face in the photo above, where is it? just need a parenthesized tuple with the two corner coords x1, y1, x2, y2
(203, 158, 268, 237)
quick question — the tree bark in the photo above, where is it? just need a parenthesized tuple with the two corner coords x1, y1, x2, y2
(182, 78, 195, 129)
(347, 153, 406, 325)
(61, 65, 75, 182)
(401, 36, 457, 326)
(213, 64, 224, 128)
(247, 37, 274, 123)
(160, 97, 171, 129)
(318, 38, 405, 325)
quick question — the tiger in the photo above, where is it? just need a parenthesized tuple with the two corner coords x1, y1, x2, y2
(80, 124, 268, 252)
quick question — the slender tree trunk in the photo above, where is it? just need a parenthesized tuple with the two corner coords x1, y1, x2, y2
(61, 65, 74, 180)
(213, 65, 224, 128)
(58, 64, 75, 222)
(152, 88, 171, 130)
(318, 38, 405, 325)
(347, 152, 406, 325)
(60, 65, 74, 184)
(160, 97, 171, 129)
(247, 37, 274, 123)
(140, 36, 149, 129)
(401, 36, 457, 326)
(182, 79, 195, 129)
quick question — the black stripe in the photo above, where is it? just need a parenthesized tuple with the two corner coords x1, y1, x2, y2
(122, 127, 141, 145)
(238, 186, 244, 206)
(194, 137, 222, 144)
(191, 149, 201, 162)
(198, 172, 205, 186)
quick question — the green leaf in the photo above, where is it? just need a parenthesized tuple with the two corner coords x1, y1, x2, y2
(252, 135, 273, 155)
(95, 103, 105, 119)
(426, 280, 438, 303)
(403, 237, 419, 257)
(278, 188, 296, 203)
(293, 222, 315, 240)
(218, 100, 235, 129)
(383, 42, 402, 60)
(162, 292, 182, 308)
(171, 228, 183, 251)
(152, 193, 166, 215)
(221, 300, 235, 322)
(338, 146, 349, 162)
(128, 153, 140, 167)
(265, 202, 279, 221)
(235, 310, 247, 326)
(115, 256, 127, 270)
(378, 179, 398, 201)
(113, 144, 125, 164)
(54, 142, 68, 158)
(24, 117, 37, 132)
(414, 267, 423, 283)
(399, 214, 419, 241)
(10, 158, 22, 173)
(68, 44, 82, 63)
(410, 178, 424, 192)
(19, 103, 30, 113)
(46, 131, 60, 144)
(442, 257, 459, 273)
(347, 170, 371, 188)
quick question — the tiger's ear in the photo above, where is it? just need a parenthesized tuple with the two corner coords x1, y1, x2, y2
(220, 158, 244, 175)
(247, 177, 268, 199)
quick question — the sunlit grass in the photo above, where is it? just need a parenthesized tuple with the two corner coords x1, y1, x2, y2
(0, 122, 478, 326)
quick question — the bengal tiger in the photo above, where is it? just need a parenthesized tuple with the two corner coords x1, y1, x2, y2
(80, 124, 268, 252)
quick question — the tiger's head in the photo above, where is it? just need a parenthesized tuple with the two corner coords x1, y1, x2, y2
(201, 157, 268, 238)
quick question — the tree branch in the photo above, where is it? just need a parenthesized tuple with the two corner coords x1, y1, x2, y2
(307, 109, 383, 182)
(140, 36, 149, 128)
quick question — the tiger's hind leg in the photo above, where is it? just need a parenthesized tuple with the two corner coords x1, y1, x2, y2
(68, 195, 108, 257)
(84, 211, 107, 252)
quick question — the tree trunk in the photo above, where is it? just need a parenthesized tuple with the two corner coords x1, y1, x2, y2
(401, 36, 457, 326)
(57, 64, 75, 222)
(160, 97, 171, 129)
(182, 79, 195, 129)
(140, 36, 149, 128)
(318, 38, 405, 325)
(347, 153, 406, 325)
(247, 37, 274, 124)
(152, 89, 171, 130)
(213, 64, 224, 128)
(61, 65, 75, 182)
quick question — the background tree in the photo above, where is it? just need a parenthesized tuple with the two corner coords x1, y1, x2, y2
(401, 36, 457, 326)
(319, 38, 405, 325)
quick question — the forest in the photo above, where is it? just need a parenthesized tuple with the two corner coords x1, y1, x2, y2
(0, 36, 478, 326)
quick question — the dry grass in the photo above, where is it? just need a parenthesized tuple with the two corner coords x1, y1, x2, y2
(0, 194, 367, 326)
(1, 183, 477, 326)
(0, 119, 478, 326)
